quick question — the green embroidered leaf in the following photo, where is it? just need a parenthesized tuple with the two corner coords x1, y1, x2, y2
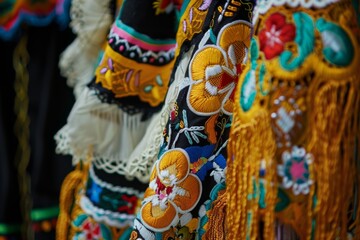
(280, 12, 315, 71)
(316, 18, 354, 66)
(73, 214, 88, 227)
(100, 223, 112, 240)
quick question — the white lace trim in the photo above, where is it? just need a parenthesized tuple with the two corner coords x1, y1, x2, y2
(253, 0, 340, 24)
(92, 111, 165, 183)
(59, 0, 113, 98)
(55, 87, 151, 171)
(79, 195, 135, 228)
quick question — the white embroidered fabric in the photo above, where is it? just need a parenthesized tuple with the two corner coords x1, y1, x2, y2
(55, 87, 152, 172)
(59, 0, 113, 98)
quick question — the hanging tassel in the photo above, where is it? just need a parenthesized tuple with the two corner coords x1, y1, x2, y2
(204, 189, 227, 240)
(307, 77, 360, 240)
(354, 89, 360, 239)
(227, 88, 277, 240)
(56, 163, 88, 240)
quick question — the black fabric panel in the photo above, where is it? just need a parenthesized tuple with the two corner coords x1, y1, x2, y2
(119, 0, 178, 39)
(93, 165, 148, 192)
(26, 24, 75, 209)
(0, 22, 75, 237)
(0, 38, 22, 224)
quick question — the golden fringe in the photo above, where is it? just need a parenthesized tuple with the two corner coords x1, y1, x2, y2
(227, 3, 360, 238)
(307, 77, 360, 240)
(355, 87, 360, 239)
(204, 190, 227, 240)
(226, 108, 277, 239)
(56, 163, 87, 240)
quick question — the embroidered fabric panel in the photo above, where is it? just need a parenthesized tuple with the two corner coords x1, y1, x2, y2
(132, 0, 255, 238)
(59, 164, 144, 239)
(227, 0, 360, 239)
(89, 0, 179, 115)
(80, 165, 146, 229)
(0, 0, 71, 40)
(68, 193, 135, 240)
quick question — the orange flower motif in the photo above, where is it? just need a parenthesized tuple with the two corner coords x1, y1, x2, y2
(188, 21, 252, 115)
(140, 149, 202, 231)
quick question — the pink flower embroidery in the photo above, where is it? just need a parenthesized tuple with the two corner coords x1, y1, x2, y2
(259, 13, 296, 60)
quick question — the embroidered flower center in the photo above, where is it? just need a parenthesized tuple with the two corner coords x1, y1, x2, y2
(155, 177, 174, 200)
(265, 25, 282, 47)
(289, 160, 307, 181)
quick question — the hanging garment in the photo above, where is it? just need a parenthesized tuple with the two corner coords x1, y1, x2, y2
(55, 0, 180, 239)
(130, 0, 255, 239)
(227, 0, 360, 239)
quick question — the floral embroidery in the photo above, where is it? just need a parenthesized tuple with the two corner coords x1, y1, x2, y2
(140, 149, 202, 231)
(278, 146, 313, 195)
(188, 21, 251, 115)
(96, 45, 173, 107)
(117, 195, 139, 214)
(80, 219, 101, 240)
(259, 12, 296, 60)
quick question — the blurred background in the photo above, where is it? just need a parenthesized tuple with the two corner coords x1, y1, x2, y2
(0, 1, 75, 239)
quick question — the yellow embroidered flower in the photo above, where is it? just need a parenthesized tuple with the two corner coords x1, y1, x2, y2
(188, 21, 252, 115)
(140, 149, 202, 231)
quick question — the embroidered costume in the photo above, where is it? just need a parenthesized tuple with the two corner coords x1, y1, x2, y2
(55, 0, 179, 239)
(55, 0, 360, 239)
(131, 0, 255, 239)
(227, 0, 360, 239)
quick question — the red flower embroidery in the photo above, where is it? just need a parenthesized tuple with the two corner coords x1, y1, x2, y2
(118, 195, 139, 214)
(82, 220, 101, 240)
(259, 13, 296, 60)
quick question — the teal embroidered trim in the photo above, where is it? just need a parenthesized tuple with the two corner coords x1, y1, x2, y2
(179, 0, 191, 17)
(115, 20, 176, 45)
(240, 38, 258, 112)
